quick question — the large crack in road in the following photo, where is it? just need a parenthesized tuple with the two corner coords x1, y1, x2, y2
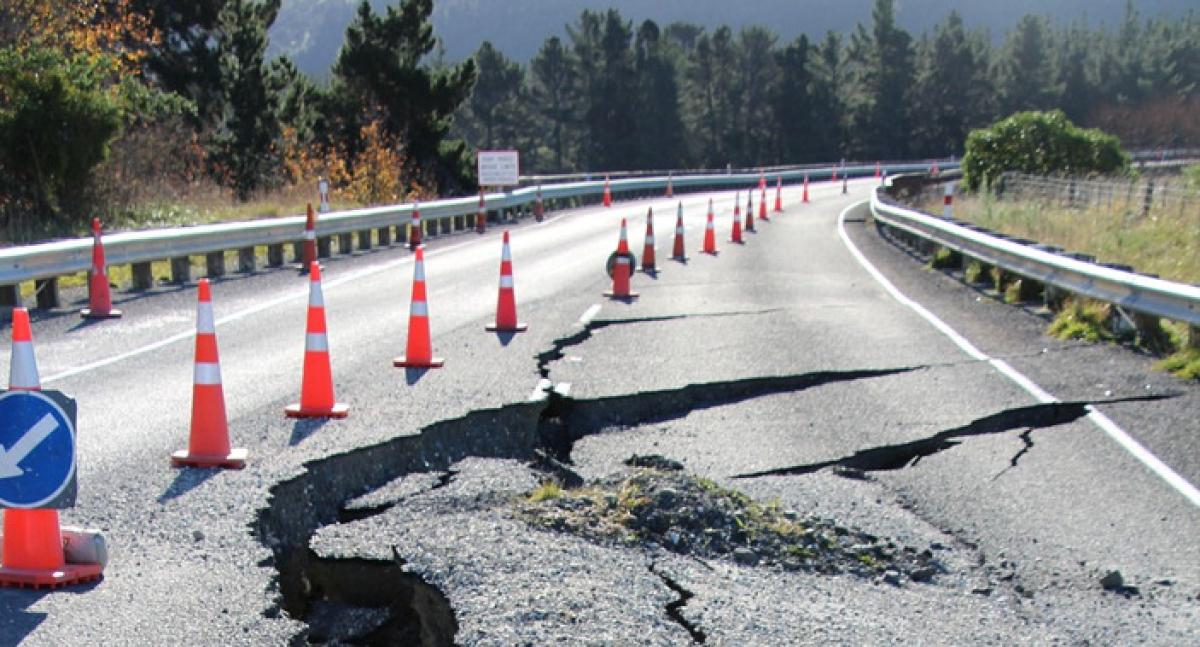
(732, 395, 1173, 480)
(252, 308, 1172, 644)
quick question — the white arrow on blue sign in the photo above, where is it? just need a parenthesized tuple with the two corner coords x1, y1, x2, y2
(0, 390, 77, 509)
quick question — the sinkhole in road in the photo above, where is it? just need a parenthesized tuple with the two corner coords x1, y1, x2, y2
(252, 358, 920, 644)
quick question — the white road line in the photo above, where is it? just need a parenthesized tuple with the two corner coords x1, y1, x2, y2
(837, 200, 1200, 508)
(42, 236, 485, 385)
(579, 304, 602, 326)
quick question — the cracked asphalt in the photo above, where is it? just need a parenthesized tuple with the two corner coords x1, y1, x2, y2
(1, 178, 1198, 645)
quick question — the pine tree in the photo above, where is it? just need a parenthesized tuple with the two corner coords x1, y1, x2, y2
(131, 0, 228, 127)
(633, 20, 687, 169)
(211, 0, 283, 200)
(460, 42, 524, 151)
(734, 27, 780, 165)
(844, 0, 914, 158)
(911, 11, 993, 156)
(569, 9, 637, 171)
(529, 36, 578, 171)
(771, 36, 815, 163)
(996, 15, 1059, 114)
(332, 0, 476, 190)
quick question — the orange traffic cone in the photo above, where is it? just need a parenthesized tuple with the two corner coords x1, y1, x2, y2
(602, 176, 612, 207)
(665, 173, 674, 198)
(700, 200, 718, 255)
(300, 203, 318, 275)
(486, 231, 527, 332)
(81, 217, 122, 319)
(758, 185, 769, 221)
(832, 167, 838, 182)
(285, 263, 348, 419)
(734, 191, 741, 221)
(931, 161, 940, 175)
(1, 308, 104, 588)
(476, 190, 487, 234)
(803, 174, 810, 203)
(641, 208, 657, 273)
(671, 203, 686, 261)
(874, 161, 881, 179)
(394, 248, 444, 367)
(409, 203, 422, 250)
(172, 280, 246, 469)
(774, 176, 783, 213)
(604, 219, 638, 299)
(730, 203, 744, 244)
(758, 170, 766, 190)
(744, 191, 755, 233)
(534, 186, 545, 222)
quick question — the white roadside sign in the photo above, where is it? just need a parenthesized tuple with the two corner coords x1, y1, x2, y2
(477, 150, 520, 187)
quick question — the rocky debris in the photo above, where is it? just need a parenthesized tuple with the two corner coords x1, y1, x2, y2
(515, 455, 943, 583)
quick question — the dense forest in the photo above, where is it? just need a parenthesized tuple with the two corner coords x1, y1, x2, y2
(1, 0, 1197, 242)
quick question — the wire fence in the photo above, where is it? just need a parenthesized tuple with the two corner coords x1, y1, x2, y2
(995, 171, 1199, 220)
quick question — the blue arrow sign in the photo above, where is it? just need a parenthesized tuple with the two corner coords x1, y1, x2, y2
(0, 390, 77, 509)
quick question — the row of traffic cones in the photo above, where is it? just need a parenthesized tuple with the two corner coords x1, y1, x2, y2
(606, 183, 803, 299)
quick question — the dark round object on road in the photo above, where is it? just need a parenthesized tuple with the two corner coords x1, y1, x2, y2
(605, 250, 637, 278)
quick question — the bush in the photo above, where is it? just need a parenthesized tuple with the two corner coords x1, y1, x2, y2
(962, 110, 1130, 191)
(0, 47, 123, 240)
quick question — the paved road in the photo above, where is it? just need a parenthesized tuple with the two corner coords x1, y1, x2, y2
(0, 178, 1196, 645)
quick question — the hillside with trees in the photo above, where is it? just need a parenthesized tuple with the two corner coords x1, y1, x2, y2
(1, 0, 1197, 244)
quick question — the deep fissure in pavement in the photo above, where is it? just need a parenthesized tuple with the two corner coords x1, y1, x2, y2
(254, 356, 918, 643)
(732, 396, 1171, 479)
(649, 562, 707, 644)
(534, 309, 784, 378)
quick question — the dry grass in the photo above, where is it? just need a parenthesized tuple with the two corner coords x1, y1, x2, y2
(922, 189, 1200, 285)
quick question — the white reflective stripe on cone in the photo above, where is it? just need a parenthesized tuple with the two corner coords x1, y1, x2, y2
(502, 246, 512, 261)
(305, 333, 329, 352)
(411, 301, 429, 317)
(196, 302, 216, 333)
(616, 257, 630, 265)
(308, 281, 325, 307)
(305, 230, 316, 240)
(499, 275, 514, 289)
(413, 263, 425, 281)
(9, 343, 40, 388)
(194, 362, 222, 385)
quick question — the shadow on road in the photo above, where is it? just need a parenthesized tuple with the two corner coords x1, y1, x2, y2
(290, 417, 331, 446)
(157, 467, 221, 503)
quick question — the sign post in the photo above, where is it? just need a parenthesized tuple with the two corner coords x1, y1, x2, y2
(477, 150, 520, 223)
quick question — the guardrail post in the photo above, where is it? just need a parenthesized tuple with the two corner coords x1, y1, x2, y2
(238, 247, 256, 273)
(337, 232, 352, 255)
(357, 230, 372, 250)
(1142, 180, 1154, 217)
(440, 217, 451, 235)
(378, 226, 392, 246)
(171, 256, 191, 283)
(35, 278, 59, 309)
(1, 285, 22, 313)
(267, 244, 284, 267)
(131, 262, 154, 290)
(317, 236, 332, 258)
(206, 252, 225, 278)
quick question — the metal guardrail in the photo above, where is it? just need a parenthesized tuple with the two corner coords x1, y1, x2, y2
(0, 161, 949, 292)
(869, 183, 1200, 327)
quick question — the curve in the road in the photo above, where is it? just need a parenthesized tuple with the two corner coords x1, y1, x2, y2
(837, 200, 1200, 508)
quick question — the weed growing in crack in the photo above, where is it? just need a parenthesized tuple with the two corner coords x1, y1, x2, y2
(514, 456, 941, 583)
(527, 481, 564, 503)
